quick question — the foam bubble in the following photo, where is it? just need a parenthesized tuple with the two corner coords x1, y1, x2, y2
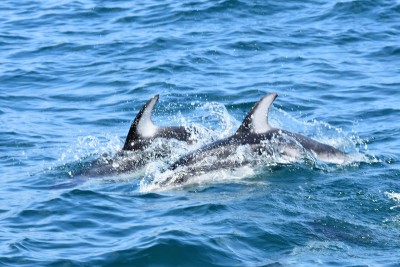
(385, 192, 400, 210)
(140, 165, 259, 193)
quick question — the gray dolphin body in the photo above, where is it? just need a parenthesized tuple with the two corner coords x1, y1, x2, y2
(159, 93, 346, 186)
(80, 95, 194, 177)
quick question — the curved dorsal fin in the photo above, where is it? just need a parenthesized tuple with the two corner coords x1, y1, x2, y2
(123, 95, 159, 150)
(236, 93, 278, 135)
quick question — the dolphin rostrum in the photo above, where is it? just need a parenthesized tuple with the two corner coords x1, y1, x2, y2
(159, 93, 346, 186)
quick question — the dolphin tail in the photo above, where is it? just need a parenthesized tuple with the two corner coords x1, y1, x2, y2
(236, 92, 278, 134)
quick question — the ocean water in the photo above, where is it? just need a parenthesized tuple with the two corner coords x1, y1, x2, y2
(1, 0, 400, 266)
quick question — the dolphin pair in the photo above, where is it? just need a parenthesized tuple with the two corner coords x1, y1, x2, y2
(158, 92, 346, 186)
(78, 93, 346, 185)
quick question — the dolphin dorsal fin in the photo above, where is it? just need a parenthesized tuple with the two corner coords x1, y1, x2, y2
(236, 93, 278, 135)
(123, 95, 159, 150)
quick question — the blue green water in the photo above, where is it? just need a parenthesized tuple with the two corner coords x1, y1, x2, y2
(1, 0, 400, 266)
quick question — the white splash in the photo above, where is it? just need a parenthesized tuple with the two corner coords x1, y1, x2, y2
(385, 192, 400, 210)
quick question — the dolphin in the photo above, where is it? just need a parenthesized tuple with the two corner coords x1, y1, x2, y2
(158, 92, 346, 186)
(78, 95, 195, 177)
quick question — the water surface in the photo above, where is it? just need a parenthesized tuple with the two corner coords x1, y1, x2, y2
(1, 0, 400, 266)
